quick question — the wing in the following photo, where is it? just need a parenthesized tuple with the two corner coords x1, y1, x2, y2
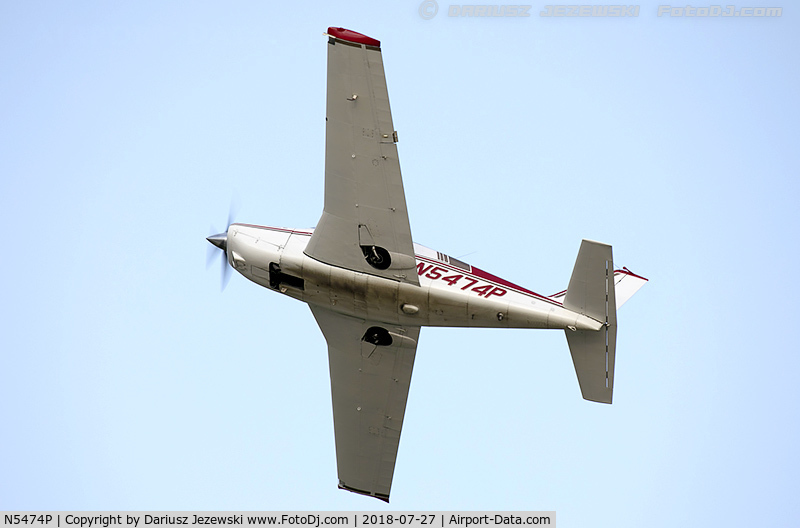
(304, 28, 419, 286)
(310, 304, 420, 502)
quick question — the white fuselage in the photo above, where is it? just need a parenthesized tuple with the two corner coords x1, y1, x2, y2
(226, 224, 602, 332)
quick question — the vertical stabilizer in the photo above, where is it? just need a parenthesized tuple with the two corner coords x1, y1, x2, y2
(563, 240, 617, 404)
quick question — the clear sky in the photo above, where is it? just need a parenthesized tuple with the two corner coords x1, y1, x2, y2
(2, 1, 799, 525)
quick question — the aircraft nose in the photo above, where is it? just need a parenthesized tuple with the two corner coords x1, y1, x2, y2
(207, 233, 227, 252)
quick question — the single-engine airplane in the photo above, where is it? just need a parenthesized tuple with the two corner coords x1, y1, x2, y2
(207, 27, 647, 502)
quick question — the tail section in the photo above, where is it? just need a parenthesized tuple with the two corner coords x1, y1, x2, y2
(563, 240, 617, 404)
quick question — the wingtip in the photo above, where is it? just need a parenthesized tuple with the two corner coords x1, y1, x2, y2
(338, 481, 390, 503)
(327, 27, 381, 47)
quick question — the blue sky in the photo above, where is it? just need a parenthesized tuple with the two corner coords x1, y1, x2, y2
(2, 1, 798, 525)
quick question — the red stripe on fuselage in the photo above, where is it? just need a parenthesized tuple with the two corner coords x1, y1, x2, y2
(414, 255, 559, 306)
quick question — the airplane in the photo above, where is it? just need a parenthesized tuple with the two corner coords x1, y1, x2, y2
(206, 26, 647, 503)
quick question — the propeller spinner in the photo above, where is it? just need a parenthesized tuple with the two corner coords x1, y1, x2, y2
(207, 203, 237, 291)
(207, 229, 231, 291)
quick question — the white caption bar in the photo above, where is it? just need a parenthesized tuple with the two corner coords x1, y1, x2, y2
(2, 512, 556, 528)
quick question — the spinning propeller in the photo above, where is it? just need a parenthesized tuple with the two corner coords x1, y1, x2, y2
(206, 207, 236, 291)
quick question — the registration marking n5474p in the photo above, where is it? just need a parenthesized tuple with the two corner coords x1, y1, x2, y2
(416, 261, 507, 299)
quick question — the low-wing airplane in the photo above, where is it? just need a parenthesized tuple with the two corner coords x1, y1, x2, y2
(207, 27, 647, 503)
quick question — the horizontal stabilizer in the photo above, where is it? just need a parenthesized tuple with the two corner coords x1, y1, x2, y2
(565, 325, 616, 403)
(563, 240, 616, 404)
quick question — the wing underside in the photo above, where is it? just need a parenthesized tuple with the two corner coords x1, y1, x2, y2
(310, 305, 420, 502)
(304, 31, 418, 285)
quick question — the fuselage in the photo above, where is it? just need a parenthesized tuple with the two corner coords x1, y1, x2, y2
(226, 223, 602, 332)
